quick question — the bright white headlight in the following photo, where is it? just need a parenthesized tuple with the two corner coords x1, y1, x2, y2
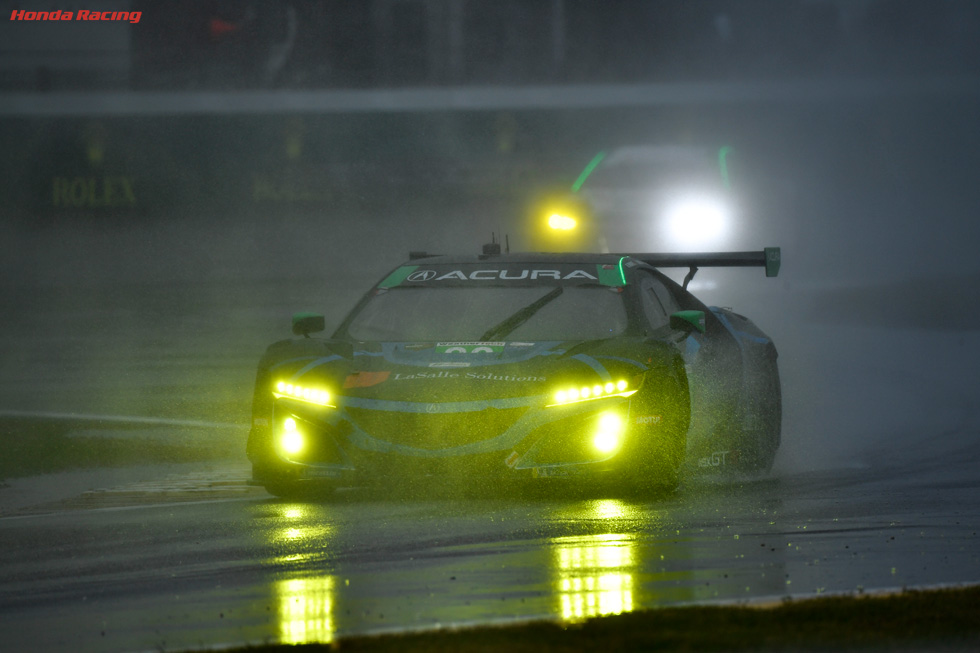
(662, 196, 729, 249)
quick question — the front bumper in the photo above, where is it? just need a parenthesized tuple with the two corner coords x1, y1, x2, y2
(247, 392, 673, 488)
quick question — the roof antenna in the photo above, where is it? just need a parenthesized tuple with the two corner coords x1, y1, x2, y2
(481, 232, 502, 258)
(505, 234, 510, 254)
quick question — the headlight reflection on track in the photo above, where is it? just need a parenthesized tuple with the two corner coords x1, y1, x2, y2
(553, 534, 636, 621)
(276, 576, 335, 645)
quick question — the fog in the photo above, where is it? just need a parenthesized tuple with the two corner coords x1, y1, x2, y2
(6, 7, 980, 652)
(2, 2, 980, 481)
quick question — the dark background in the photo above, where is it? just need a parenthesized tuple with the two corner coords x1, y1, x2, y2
(2, 0, 979, 468)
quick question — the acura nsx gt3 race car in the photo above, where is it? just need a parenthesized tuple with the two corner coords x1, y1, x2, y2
(246, 247, 782, 497)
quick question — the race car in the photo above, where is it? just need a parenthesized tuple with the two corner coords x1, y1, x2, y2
(246, 245, 782, 498)
(571, 144, 738, 252)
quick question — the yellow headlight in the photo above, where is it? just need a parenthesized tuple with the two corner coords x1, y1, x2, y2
(547, 380, 634, 406)
(274, 380, 333, 407)
(593, 412, 624, 453)
(280, 418, 304, 454)
(548, 213, 577, 231)
(598, 413, 623, 433)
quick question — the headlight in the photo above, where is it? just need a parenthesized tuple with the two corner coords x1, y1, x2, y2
(279, 417, 304, 455)
(274, 380, 333, 407)
(593, 412, 624, 453)
(662, 195, 729, 249)
(548, 213, 578, 231)
(548, 379, 634, 407)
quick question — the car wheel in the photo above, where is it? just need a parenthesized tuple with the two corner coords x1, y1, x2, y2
(744, 363, 781, 473)
(263, 480, 335, 500)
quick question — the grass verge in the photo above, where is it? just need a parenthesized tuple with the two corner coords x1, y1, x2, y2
(236, 585, 980, 652)
(0, 417, 241, 480)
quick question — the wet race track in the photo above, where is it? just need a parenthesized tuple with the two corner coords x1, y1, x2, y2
(1, 440, 979, 652)
(1, 272, 979, 653)
(2, 149, 980, 650)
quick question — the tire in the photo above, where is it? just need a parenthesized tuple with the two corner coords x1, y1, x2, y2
(253, 463, 336, 500)
(263, 480, 335, 500)
(629, 365, 689, 493)
(743, 360, 781, 473)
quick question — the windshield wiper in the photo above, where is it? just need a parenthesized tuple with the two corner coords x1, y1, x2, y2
(479, 286, 563, 341)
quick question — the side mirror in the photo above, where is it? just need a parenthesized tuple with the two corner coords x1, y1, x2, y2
(670, 310, 706, 335)
(292, 312, 325, 337)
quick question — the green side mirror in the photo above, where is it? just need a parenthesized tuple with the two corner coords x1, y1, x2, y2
(670, 310, 706, 334)
(292, 312, 325, 337)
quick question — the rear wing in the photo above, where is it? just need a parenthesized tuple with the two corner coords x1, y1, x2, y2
(626, 247, 780, 289)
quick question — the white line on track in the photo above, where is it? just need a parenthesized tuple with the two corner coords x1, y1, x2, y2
(0, 409, 240, 430)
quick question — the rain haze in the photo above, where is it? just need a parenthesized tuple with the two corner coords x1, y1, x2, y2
(1, 2, 980, 651)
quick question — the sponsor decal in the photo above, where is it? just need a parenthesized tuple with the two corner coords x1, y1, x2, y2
(405, 269, 598, 282)
(300, 467, 342, 479)
(464, 372, 545, 382)
(392, 371, 545, 382)
(403, 343, 432, 351)
(509, 342, 536, 347)
(634, 414, 662, 425)
(343, 371, 391, 389)
(10, 9, 142, 23)
(436, 342, 504, 354)
(252, 174, 331, 203)
(52, 176, 137, 208)
(393, 371, 462, 380)
(428, 362, 471, 368)
(407, 270, 437, 282)
(533, 467, 570, 478)
(698, 450, 731, 468)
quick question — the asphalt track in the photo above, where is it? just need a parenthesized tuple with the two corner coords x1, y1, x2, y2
(1, 200, 979, 651)
(0, 426, 979, 652)
(1, 322, 979, 651)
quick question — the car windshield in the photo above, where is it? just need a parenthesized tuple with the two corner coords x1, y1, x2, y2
(344, 285, 629, 342)
(586, 161, 721, 190)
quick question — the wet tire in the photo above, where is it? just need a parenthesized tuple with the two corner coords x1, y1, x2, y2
(263, 480, 335, 501)
(744, 360, 781, 473)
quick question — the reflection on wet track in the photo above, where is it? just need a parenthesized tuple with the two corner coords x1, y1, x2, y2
(277, 575, 335, 645)
(1, 245, 979, 651)
(0, 448, 979, 653)
(553, 532, 634, 621)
